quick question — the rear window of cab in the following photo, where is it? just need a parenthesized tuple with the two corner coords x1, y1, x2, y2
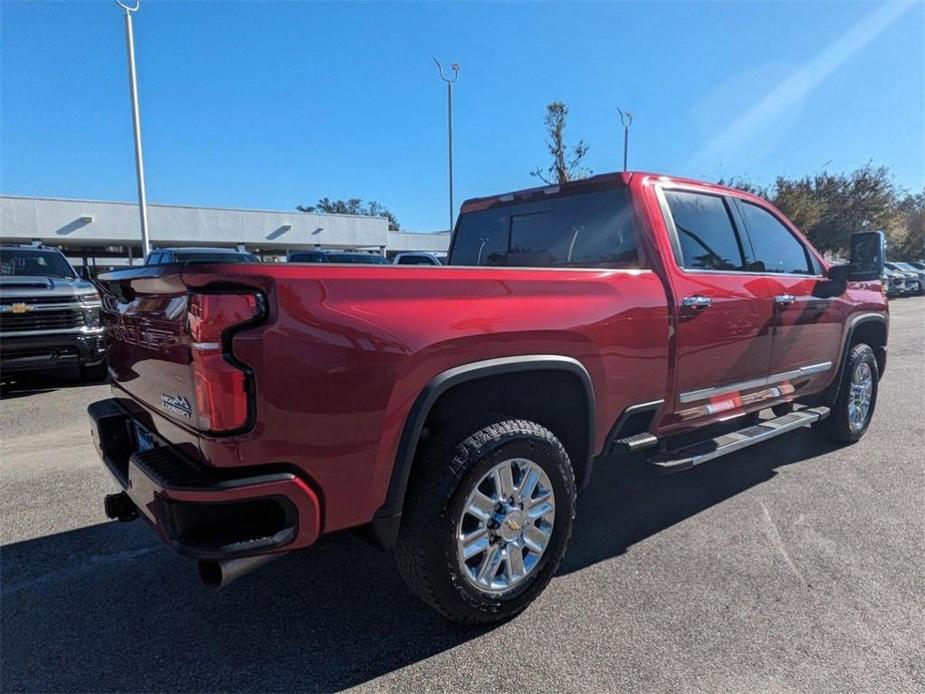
(450, 189, 639, 269)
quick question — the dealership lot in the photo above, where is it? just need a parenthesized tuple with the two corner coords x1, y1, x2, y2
(1, 297, 923, 693)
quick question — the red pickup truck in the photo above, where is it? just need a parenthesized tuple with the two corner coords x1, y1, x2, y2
(89, 172, 888, 624)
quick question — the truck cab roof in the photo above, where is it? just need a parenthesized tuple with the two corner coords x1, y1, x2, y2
(458, 171, 756, 216)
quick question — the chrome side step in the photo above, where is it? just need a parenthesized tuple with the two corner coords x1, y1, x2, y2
(648, 406, 830, 473)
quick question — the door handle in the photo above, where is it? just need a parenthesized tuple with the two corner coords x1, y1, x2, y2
(774, 294, 796, 306)
(682, 295, 712, 310)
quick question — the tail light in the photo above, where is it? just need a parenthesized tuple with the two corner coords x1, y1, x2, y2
(188, 292, 264, 433)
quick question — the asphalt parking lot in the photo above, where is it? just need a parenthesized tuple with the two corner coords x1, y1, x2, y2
(1, 297, 923, 693)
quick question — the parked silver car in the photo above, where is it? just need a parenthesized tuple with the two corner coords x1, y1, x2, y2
(884, 262, 923, 296)
(888, 261, 925, 295)
(391, 252, 447, 266)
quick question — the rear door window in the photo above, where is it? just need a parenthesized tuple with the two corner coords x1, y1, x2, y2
(450, 189, 639, 268)
(663, 190, 747, 271)
(738, 202, 814, 275)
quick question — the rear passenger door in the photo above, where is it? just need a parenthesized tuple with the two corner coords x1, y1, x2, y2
(657, 187, 776, 426)
(733, 199, 842, 393)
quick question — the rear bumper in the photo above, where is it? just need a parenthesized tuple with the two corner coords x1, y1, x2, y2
(0, 331, 105, 373)
(88, 398, 321, 560)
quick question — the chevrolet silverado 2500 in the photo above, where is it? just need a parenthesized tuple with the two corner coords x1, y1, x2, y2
(89, 172, 888, 624)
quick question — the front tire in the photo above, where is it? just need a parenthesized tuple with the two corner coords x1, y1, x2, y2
(396, 419, 576, 625)
(815, 343, 879, 443)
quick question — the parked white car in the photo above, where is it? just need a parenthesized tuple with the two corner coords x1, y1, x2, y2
(391, 252, 447, 266)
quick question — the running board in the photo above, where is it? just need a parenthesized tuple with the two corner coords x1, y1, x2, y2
(648, 407, 830, 473)
(611, 432, 659, 453)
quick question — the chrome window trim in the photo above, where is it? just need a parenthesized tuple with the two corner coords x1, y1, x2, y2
(679, 361, 833, 404)
(670, 268, 825, 279)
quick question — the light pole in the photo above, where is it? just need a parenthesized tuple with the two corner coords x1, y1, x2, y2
(117, 0, 151, 258)
(434, 58, 460, 232)
(618, 108, 633, 172)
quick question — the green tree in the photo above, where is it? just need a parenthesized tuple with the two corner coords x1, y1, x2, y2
(723, 164, 921, 258)
(297, 197, 400, 231)
(894, 189, 925, 260)
(530, 102, 591, 184)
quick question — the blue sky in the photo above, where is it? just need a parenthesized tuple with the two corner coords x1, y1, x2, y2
(2, 0, 923, 231)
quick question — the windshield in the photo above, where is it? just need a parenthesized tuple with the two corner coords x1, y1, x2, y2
(0, 249, 76, 279)
(326, 254, 389, 264)
(450, 189, 639, 268)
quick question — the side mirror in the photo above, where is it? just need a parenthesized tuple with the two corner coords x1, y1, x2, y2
(827, 263, 849, 281)
(845, 230, 886, 282)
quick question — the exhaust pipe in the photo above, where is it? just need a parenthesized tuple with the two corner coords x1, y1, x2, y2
(198, 553, 282, 589)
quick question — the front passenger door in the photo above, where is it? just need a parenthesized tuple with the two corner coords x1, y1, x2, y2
(734, 200, 843, 395)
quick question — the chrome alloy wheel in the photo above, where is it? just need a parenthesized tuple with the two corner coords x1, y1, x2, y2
(456, 458, 556, 594)
(847, 361, 873, 432)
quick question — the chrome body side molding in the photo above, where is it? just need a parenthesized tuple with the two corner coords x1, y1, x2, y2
(679, 361, 833, 404)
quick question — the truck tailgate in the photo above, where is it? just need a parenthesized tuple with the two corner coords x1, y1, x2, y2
(98, 263, 267, 438)
(98, 268, 200, 429)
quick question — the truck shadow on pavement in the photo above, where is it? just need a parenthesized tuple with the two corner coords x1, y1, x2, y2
(1, 429, 837, 692)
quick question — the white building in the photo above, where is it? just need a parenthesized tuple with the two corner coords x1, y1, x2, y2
(0, 195, 450, 267)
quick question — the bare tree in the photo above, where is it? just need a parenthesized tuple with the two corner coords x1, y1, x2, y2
(530, 102, 591, 184)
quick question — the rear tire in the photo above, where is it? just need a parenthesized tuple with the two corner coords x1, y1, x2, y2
(396, 418, 576, 625)
(815, 343, 878, 443)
